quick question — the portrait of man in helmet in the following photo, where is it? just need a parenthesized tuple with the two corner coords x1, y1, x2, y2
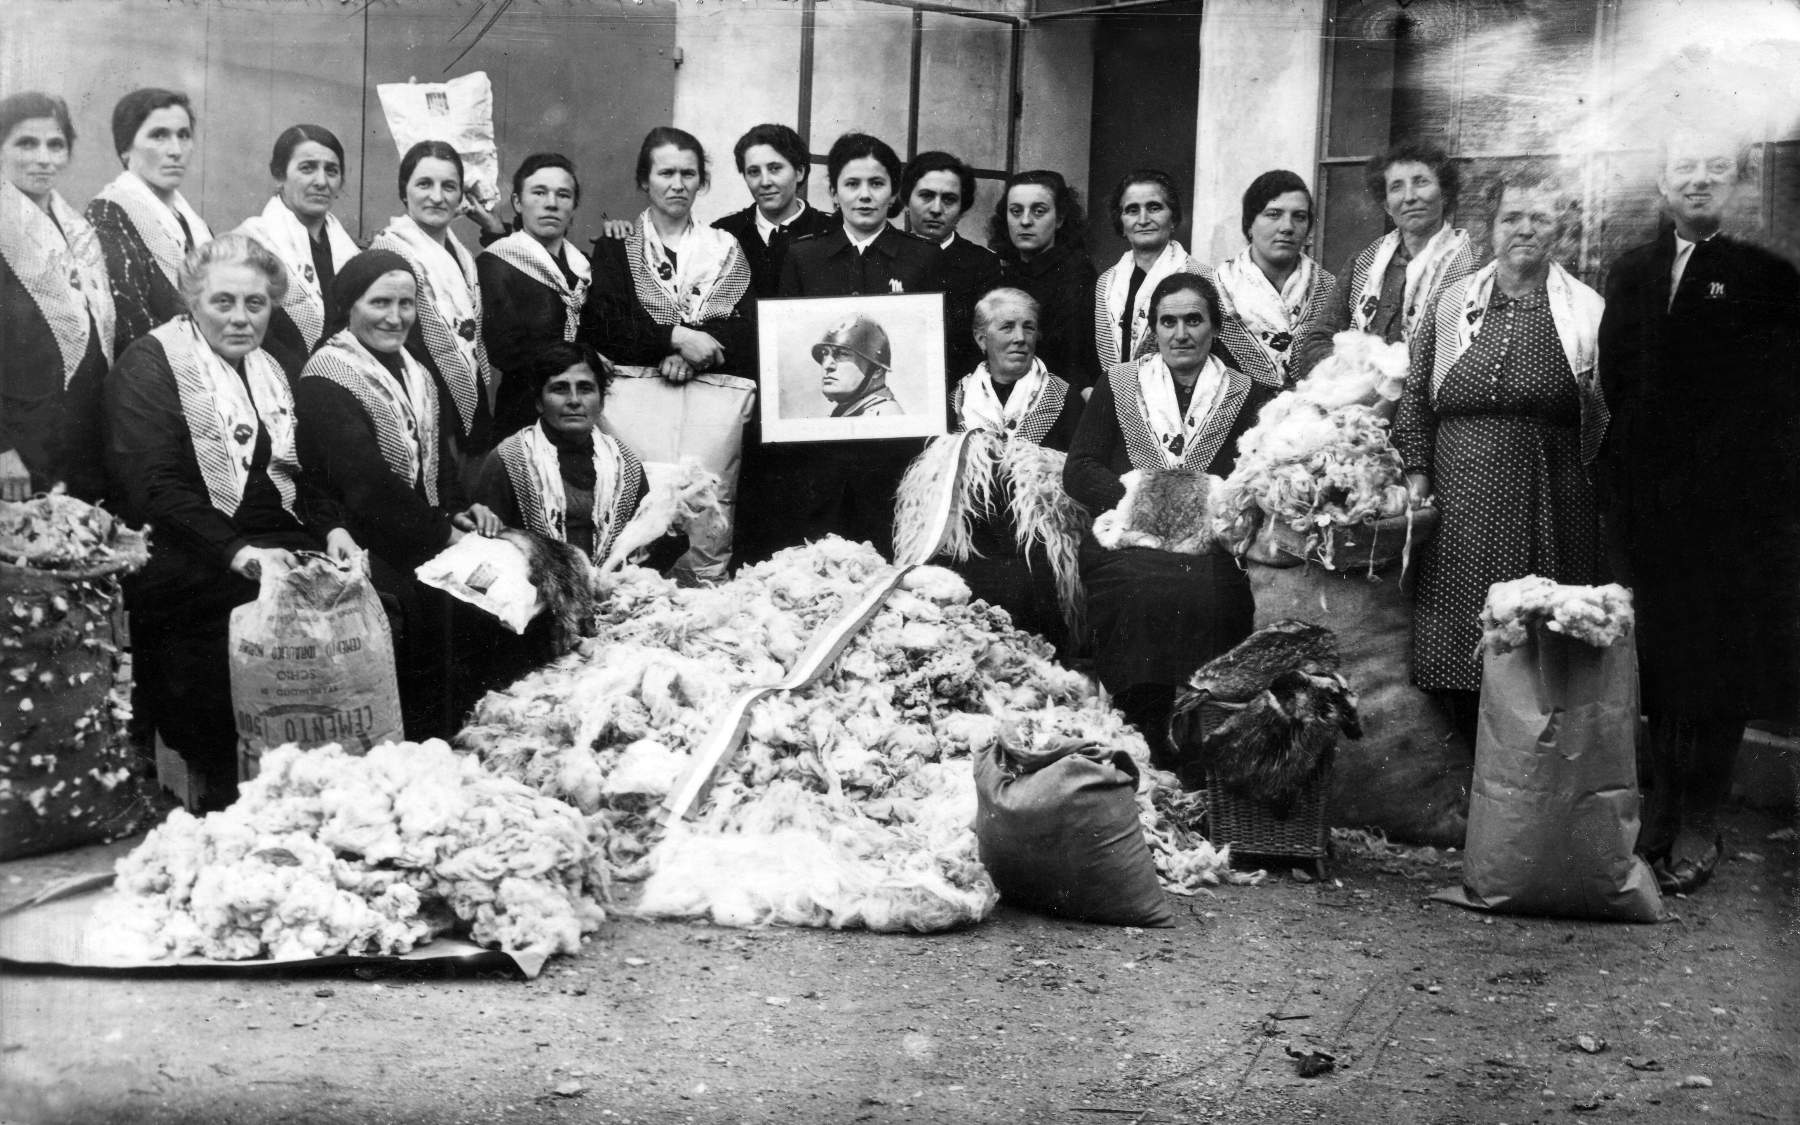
(812, 315, 905, 417)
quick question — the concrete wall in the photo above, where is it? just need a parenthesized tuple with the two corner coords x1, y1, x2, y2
(1190, 0, 1329, 264)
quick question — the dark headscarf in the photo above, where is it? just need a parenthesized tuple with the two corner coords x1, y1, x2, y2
(317, 248, 415, 347)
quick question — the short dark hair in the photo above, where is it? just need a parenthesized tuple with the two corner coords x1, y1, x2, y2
(1147, 271, 1222, 333)
(989, 169, 1084, 257)
(397, 140, 464, 200)
(636, 126, 709, 192)
(269, 124, 345, 181)
(733, 123, 809, 181)
(825, 133, 904, 217)
(526, 340, 612, 399)
(902, 151, 976, 210)
(0, 92, 76, 152)
(111, 88, 192, 160)
(511, 152, 580, 207)
(1240, 169, 1312, 238)
(1365, 141, 1460, 214)
(1107, 169, 1183, 238)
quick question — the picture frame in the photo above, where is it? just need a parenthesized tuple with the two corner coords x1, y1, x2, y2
(755, 293, 948, 443)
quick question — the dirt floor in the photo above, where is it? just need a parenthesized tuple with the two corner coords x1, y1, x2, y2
(3, 802, 1798, 1125)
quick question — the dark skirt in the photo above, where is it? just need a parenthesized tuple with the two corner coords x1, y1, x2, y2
(1079, 538, 1254, 692)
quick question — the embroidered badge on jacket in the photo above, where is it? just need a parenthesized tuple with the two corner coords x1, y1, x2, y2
(1707, 281, 1726, 299)
(889, 279, 904, 293)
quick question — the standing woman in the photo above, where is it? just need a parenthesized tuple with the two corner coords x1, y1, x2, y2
(1213, 170, 1338, 389)
(104, 234, 357, 810)
(1394, 172, 1606, 743)
(583, 126, 753, 584)
(236, 125, 360, 383)
(295, 249, 501, 740)
(371, 140, 497, 475)
(479, 152, 590, 440)
(991, 169, 1098, 394)
(1063, 272, 1274, 758)
(86, 88, 210, 355)
(0, 92, 115, 500)
(713, 123, 836, 299)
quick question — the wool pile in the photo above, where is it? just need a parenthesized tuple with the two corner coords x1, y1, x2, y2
(0, 489, 148, 574)
(462, 538, 1251, 932)
(1479, 577, 1635, 654)
(98, 741, 606, 960)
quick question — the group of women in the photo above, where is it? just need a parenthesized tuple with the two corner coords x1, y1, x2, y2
(0, 78, 1607, 802)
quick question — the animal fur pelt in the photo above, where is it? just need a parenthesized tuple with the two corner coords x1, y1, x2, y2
(1091, 469, 1218, 555)
(497, 527, 595, 656)
(892, 429, 1090, 637)
(1183, 619, 1341, 703)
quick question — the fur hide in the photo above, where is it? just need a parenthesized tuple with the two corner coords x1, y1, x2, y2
(1183, 619, 1340, 702)
(1091, 469, 1217, 555)
(497, 528, 595, 656)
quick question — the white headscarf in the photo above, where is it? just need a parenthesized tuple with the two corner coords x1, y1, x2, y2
(1351, 225, 1472, 341)
(0, 180, 115, 381)
(631, 209, 747, 326)
(481, 230, 590, 341)
(1137, 353, 1229, 469)
(153, 317, 297, 518)
(237, 194, 360, 350)
(1099, 241, 1198, 364)
(959, 359, 1049, 436)
(92, 169, 211, 287)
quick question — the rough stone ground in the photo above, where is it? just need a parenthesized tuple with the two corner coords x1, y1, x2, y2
(2, 804, 1797, 1125)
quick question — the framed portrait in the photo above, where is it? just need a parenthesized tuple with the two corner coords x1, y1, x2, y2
(756, 293, 948, 443)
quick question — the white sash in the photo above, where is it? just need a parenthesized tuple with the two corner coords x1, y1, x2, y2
(1138, 353, 1228, 468)
(1215, 246, 1317, 376)
(154, 317, 297, 519)
(631, 208, 748, 326)
(92, 171, 210, 287)
(1098, 241, 1197, 365)
(374, 216, 487, 435)
(1352, 226, 1472, 341)
(480, 230, 590, 341)
(499, 421, 628, 558)
(0, 181, 115, 383)
(959, 358, 1048, 435)
(237, 196, 359, 351)
(304, 329, 441, 505)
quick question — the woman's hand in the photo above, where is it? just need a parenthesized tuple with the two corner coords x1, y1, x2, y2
(658, 354, 696, 384)
(462, 196, 507, 238)
(229, 545, 297, 581)
(324, 528, 360, 562)
(1406, 471, 1432, 504)
(452, 503, 503, 537)
(670, 325, 724, 370)
(0, 449, 30, 501)
(600, 218, 634, 241)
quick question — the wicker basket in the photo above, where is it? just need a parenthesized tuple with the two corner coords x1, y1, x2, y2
(1187, 695, 1330, 874)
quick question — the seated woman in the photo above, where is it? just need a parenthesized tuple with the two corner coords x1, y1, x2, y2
(479, 153, 590, 440)
(900, 287, 1084, 648)
(1213, 170, 1338, 389)
(0, 91, 116, 501)
(990, 169, 1097, 394)
(235, 124, 361, 383)
(371, 141, 499, 474)
(1063, 272, 1274, 760)
(295, 249, 501, 740)
(1095, 169, 1275, 387)
(103, 233, 357, 810)
(584, 126, 753, 584)
(86, 88, 210, 356)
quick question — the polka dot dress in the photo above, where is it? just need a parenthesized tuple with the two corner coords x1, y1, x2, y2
(1412, 287, 1602, 691)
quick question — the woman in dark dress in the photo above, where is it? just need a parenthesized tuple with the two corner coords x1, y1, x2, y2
(1063, 272, 1273, 758)
(103, 233, 357, 809)
(235, 125, 361, 383)
(479, 153, 591, 440)
(990, 169, 1098, 395)
(1394, 172, 1606, 741)
(86, 88, 211, 356)
(295, 249, 502, 740)
(713, 123, 838, 301)
(0, 91, 115, 500)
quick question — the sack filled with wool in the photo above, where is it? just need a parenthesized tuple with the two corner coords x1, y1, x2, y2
(974, 736, 1174, 927)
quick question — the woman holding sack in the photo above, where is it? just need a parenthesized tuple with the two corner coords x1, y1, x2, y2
(1394, 170, 1606, 743)
(478, 153, 590, 441)
(86, 88, 210, 356)
(0, 91, 116, 501)
(371, 141, 501, 475)
(583, 126, 753, 585)
(235, 125, 361, 383)
(1213, 170, 1338, 389)
(991, 169, 1098, 394)
(1063, 272, 1274, 759)
(103, 233, 359, 810)
(295, 249, 502, 740)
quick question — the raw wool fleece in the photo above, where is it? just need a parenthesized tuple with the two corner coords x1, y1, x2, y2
(461, 538, 1258, 933)
(892, 429, 1090, 636)
(1092, 468, 1218, 555)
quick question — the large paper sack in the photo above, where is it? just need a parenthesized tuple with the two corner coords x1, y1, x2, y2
(376, 72, 500, 207)
(1250, 564, 1470, 844)
(974, 739, 1173, 927)
(229, 554, 402, 777)
(415, 534, 541, 634)
(1452, 626, 1662, 921)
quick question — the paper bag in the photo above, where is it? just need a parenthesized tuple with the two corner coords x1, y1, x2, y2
(229, 553, 402, 778)
(376, 72, 500, 207)
(415, 534, 538, 634)
(1436, 625, 1663, 922)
